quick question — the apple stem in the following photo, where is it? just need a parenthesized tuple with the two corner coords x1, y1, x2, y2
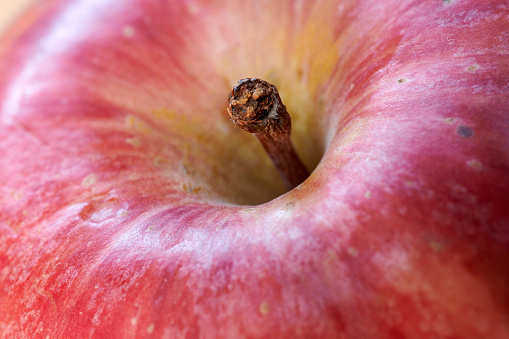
(227, 78, 310, 189)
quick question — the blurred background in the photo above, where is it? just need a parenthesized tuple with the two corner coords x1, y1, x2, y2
(0, 0, 33, 34)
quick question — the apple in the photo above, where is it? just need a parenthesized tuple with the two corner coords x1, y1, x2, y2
(0, 0, 508, 338)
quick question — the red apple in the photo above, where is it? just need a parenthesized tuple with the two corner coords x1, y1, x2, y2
(1, 0, 508, 338)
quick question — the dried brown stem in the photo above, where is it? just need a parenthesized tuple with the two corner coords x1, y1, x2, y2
(227, 78, 310, 189)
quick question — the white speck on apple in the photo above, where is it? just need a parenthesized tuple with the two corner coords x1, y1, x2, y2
(82, 174, 97, 187)
(10, 190, 22, 201)
(186, 2, 200, 15)
(465, 63, 480, 73)
(371, 246, 411, 278)
(122, 25, 135, 38)
(126, 137, 141, 148)
(347, 247, 359, 257)
(467, 159, 483, 170)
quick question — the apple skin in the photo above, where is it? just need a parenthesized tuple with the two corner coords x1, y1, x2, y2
(0, 0, 508, 338)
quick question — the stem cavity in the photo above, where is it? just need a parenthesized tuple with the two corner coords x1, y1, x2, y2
(227, 78, 310, 190)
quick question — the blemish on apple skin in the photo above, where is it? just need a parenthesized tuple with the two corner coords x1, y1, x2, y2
(467, 159, 483, 170)
(122, 25, 135, 38)
(153, 157, 162, 167)
(326, 250, 339, 263)
(259, 302, 270, 315)
(10, 190, 22, 201)
(456, 125, 474, 138)
(465, 64, 480, 74)
(430, 240, 444, 252)
(182, 182, 201, 193)
(37, 289, 57, 311)
(82, 174, 97, 188)
(284, 201, 296, 210)
(147, 323, 155, 334)
(78, 203, 95, 220)
(405, 181, 417, 188)
(6, 222, 20, 234)
(397, 78, 406, 84)
(126, 137, 141, 148)
(131, 318, 137, 326)
(347, 247, 359, 257)
(178, 147, 194, 176)
(411, 44, 424, 58)
(365, 191, 372, 199)
(443, 117, 455, 124)
(126, 115, 150, 133)
(186, 1, 200, 15)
